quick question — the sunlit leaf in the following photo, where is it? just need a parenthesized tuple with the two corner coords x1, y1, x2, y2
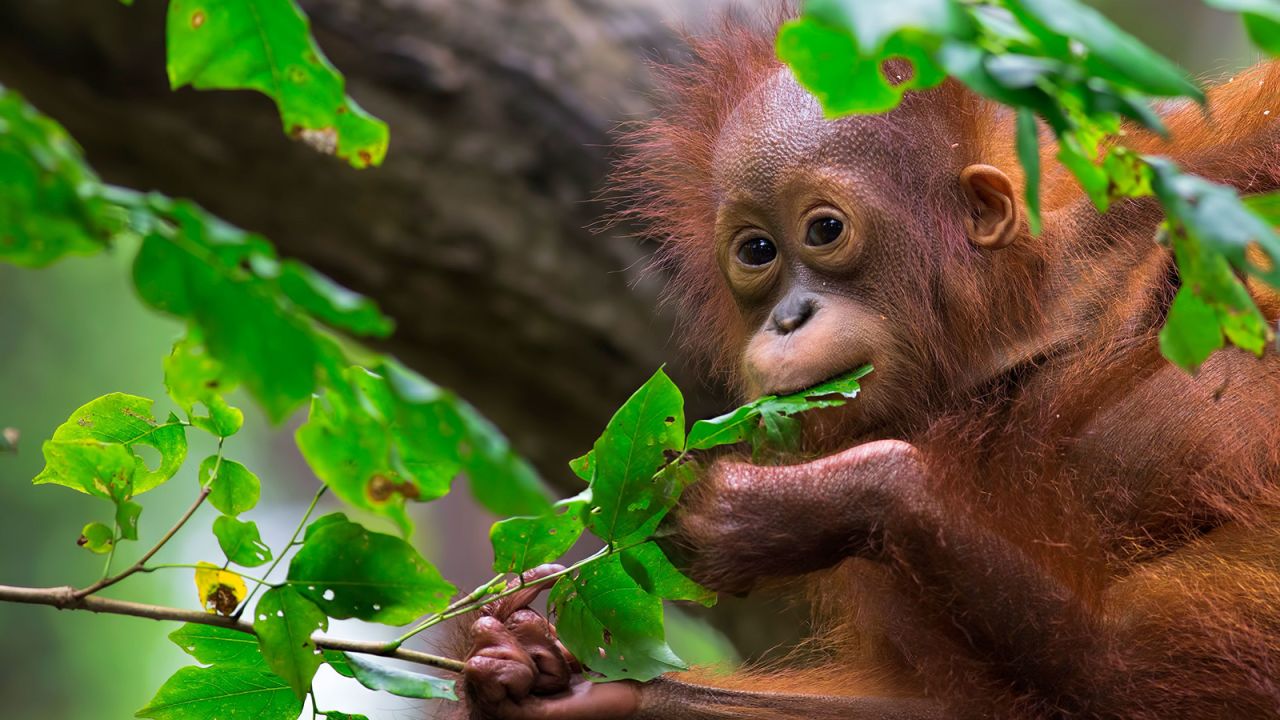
(202, 456, 261, 517)
(213, 516, 273, 567)
(78, 521, 114, 554)
(340, 652, 457, 700)
(253, 586, 326, 699)
(165, 0, 389, 168)
(34, 394, 187, 498)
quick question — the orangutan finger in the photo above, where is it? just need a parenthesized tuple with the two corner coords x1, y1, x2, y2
(507, 608, 571, 694)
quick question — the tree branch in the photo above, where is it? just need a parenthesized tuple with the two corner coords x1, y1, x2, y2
(0, 583, 465, 673)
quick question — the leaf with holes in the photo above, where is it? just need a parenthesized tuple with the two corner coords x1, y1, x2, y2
(549, 554, 685, 682)
(287, 518, 455, 625)
(586, 368, 685, 545)
(490, 491, 590, 574)
(170, 623, 265, 667)
(165, 0, 388, 167)
(34, 394, 187, 498)
(213, 516, 273, 567)
(254, 586, 327, 699)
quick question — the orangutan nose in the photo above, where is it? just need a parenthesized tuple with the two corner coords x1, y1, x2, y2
(771, 295, 816, 334)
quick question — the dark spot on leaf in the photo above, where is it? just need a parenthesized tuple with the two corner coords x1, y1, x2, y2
(602, 629, 612, 645)
(77, 417, 93, 427)
(190, 10, 206, 28)
(358, 150, 373, 166)
(336, 105, 349, 115)
(367, 474, 395, 502)
(205, 380, 220, 389)
(76, 535, 88, 547)
(208, 584, 240, 615)
(547, 527, 557, 535)
(664, 416, 675, 424)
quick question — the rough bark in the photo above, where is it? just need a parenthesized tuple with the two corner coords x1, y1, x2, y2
(0, 0, 739, 480)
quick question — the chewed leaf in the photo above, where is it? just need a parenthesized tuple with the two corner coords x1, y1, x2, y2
(194, 561, 247, 615)
(34, 394, 187, 498)
(165, 0, 389, 168)
(341, 652, 457, 700)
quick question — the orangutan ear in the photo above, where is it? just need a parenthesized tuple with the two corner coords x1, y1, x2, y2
(960, 164, 1020, 250)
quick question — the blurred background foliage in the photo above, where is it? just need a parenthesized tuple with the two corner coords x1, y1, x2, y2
(0, 0, 1260, 718)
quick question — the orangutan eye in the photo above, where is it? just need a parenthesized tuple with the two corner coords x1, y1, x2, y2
(737, 236, 777, 266)
(806, 217, 844, 246)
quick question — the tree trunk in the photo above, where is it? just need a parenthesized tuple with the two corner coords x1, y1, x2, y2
(0, 0, 738, 481)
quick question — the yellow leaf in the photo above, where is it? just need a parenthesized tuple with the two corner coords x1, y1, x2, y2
(194, 560, 247, 615)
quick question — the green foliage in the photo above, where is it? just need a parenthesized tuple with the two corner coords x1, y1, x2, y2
(165, 330, 244, 438)
(777, 0, 1280, 371)
(203, 457, 261, 517)
(549, 553, 686, 682)
(490, 491, 590, 574)
(340, 652, 457, 700)
(136, 666, 302, 720)
(253, 587, 327, 699)
(170, 624, 264, 667)
(35, 393, 187, 499)
(0, 86, 118, 267)
(78, 521, 115, 554)
(1206, 0, 1280, 53)
(213, 516, 273, 567)
(165, 0, 388, 168)
(287, 517, 456, 624)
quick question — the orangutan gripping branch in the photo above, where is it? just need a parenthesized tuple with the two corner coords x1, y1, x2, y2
(458, 11, 1280, 720)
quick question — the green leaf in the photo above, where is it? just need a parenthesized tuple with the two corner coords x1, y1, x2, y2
(322, 649, 355, 678)
(1159, 287, 1225, 371)
(133, 213, 318, 422)
(136, 665, 302, 720)
(568, 449, 595, 483)
(1205, 0, 1280, 55)
(202, 456, 261, 517)
(78, 521, 114, 554)
(490, 491, 590, 574)
(1007, 0, 1203, 100)
(35, 394, 187, 498)
(1016, 108, 1042, 235)
(253, 586, 327, 699)
(0, 86, 115, 268)
(304, 512, 350, 543)
(620, 542, 715, 607)
(777, 0, 971, 116)
(587, 368, 685, 545)
(549, 554, 685, 682)
(323, 713, 370, 720)
(340, 652, 457, 700)
(169, 623, 266, 667)
(277, 261, 394, 337)
(287, 518, 456, 625)
(165, 0, 389, 168)
(116, 500, 143, 541)
(165, 329, 244, 437)
(1245, 191, 1280, 224)
(214, 515, 273, 567)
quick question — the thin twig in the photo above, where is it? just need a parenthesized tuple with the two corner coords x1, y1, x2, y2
(237, 485, 328, 616)
(0, 584, 465, 673)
